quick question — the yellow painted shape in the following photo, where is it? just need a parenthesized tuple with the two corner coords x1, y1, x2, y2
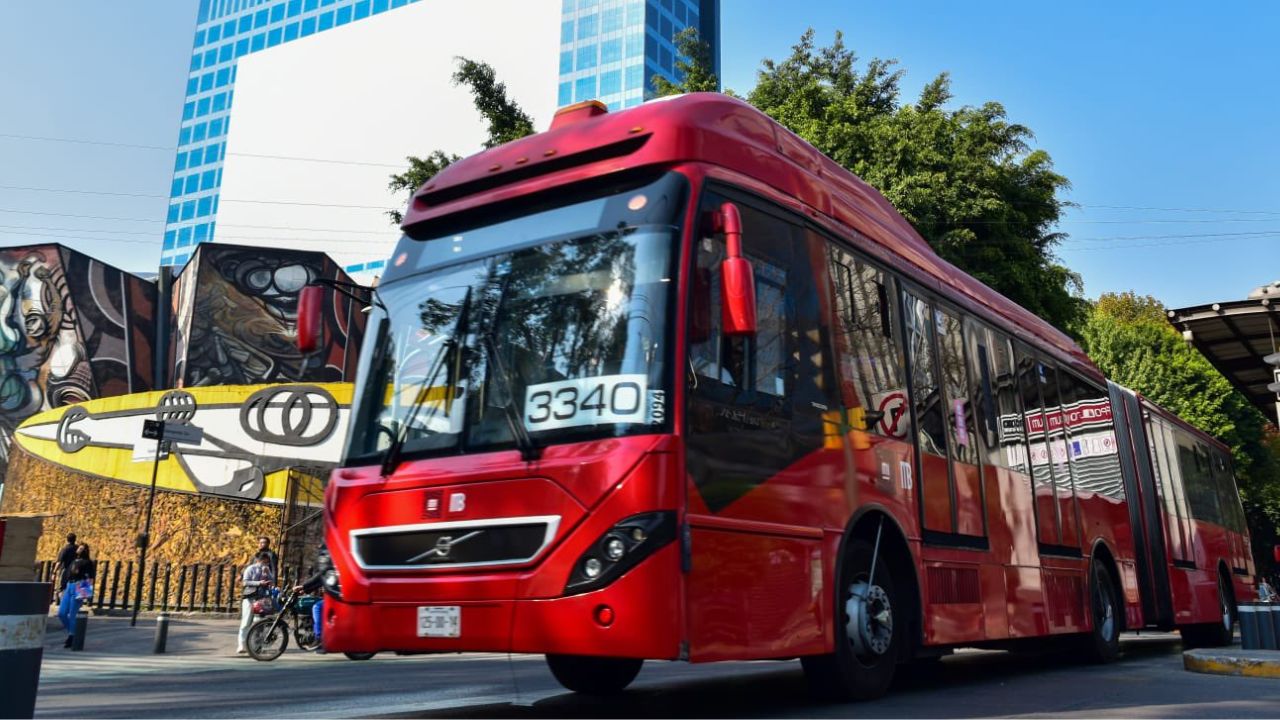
(14, 382, 351, 504)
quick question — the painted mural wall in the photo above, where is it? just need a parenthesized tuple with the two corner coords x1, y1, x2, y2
(170, 243, 364, 388)
(0, 245, 156, 480)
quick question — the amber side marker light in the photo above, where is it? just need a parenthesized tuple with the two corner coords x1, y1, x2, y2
(551, 99, 609, 130)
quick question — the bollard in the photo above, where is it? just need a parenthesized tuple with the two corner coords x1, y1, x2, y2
(71, 609, 88, 651)
(1264, 602, 1274, 648)
(0, 581, 51, 719)
(1240, 603, 1260, 649)
(1260, 603, 1277, 650)
(153, 612, 170, 654)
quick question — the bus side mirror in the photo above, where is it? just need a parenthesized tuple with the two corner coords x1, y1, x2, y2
(717, 202, 756, 337)
(297, 285, 323, 353)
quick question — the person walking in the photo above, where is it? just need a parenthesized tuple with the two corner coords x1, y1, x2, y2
(1259, 577, 1277, 603)
(57, 543, 95, 648)
(52, 533, 77, 603)
(237, 550, 274, 655)
(257, 536, 279, 579)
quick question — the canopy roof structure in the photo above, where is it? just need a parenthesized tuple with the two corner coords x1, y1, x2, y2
(1167, 281, 1280, 424)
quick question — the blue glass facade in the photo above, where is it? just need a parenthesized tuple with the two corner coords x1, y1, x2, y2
(162, 0, 422, 268)
(558, 0, 719, 111)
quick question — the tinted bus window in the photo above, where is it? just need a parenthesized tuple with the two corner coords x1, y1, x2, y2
(904, 292, 946, 458)
(991, 331, 1028, 473)
(1018, 350, 1059, 546)
(827, 244, 906, 437)
(937, 306, 978, 465)
(1061, 374, 1125, 501)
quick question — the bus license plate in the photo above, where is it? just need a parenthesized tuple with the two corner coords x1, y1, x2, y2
(417, 606, 460, 638)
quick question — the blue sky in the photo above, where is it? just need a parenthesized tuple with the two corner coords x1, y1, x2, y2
(1, 1, 1277, 310)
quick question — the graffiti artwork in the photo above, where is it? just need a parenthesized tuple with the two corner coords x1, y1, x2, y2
(13, 383, 351, 503)
(0, 245, 156, 480)
(171, 244, 364, 388)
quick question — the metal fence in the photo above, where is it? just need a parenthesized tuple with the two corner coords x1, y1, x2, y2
(35, 560, 308, 614)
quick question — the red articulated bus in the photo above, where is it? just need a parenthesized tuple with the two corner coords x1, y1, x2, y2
(302, 94, 1253, 698)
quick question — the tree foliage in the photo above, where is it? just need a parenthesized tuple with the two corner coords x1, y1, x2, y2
(651, 28, 720, 96)
(1080, 291, 1280, 571)
(387, 58, 535, 224)
(746, 30, 1085, 332)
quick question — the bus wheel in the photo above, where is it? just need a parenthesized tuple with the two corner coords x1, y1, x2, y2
(1182, 572, 1235, 649)
(801, 538, 902, 701)
(1083, 560, 1121, 662)
(545, 654, 642, 695)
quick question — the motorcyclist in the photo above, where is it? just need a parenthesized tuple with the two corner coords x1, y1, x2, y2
(293, 566, 327, 653)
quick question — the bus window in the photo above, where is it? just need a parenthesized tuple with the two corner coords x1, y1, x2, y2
(1040, 362, 1079, 548)
(937, 307, 978, 466)
(903, 290, 951, 534)
(963, 319, 999, 462)
(990, 331, 1028, 473)
(1060, 374, 1125, 501)
(1148, 416, 1191, 563)
(685, 190, 825, 511)
(1018, 350, 1060, 547)
(827, 243, 905, 437)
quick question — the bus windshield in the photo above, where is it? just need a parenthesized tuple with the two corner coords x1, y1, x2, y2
(344, 173, 685, 465)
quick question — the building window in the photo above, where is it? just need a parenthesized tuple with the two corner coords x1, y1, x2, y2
(201, 170, 218, 191)
(577, 13, 598, 39)
(203, 49, 218, 67)
(178, 226, 193, 246)
(250, 33, 265, 51)
(625, 63, 643, 90)
(560, 20, 573, 44)
(219, 43, 233, 63)
(601, 38, 622, 64)
(284, 22, 299, 41)
(170, 179, 183, 198)
(318, 11, 334, 31)
(558, 81, 572, 106)
(626, 32, 643, 57)
(207, 25, 221, 43)
(576, 44, 597, 70)
(600, 70, 621, 96)
(267, 27, 282, 46)
(287, 0, 302, 17)
(602, 6, 623, 33)
(199, 73, 214, 92)
(559, 51, 573, 74)
(180, 201, 196, 221)
(253, 9, 268, 28)
(197, 196, 213, 217)
(301, 17, 317, 36)
(163, 230, 177, 249)
(270, 3, 285, 22)
(336, 5, 352, 25)
(574, 76, 597, 102)
(562, 0, 575, 11)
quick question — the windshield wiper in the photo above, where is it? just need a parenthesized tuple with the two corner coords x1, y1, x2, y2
(380, 287, 473, 476)
(481, 333, 541, 462)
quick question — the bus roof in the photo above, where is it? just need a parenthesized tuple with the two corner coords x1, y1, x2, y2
(402, 92, 1098, 380)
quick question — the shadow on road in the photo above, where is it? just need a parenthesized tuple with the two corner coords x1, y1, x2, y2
(406, 634, 1186, 719)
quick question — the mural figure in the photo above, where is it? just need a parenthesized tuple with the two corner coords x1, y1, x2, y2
(0, 246, 156, 481)
(171, 244, 364, 388)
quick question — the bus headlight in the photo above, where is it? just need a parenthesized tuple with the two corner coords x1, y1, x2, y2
(565, 511, 676, 595)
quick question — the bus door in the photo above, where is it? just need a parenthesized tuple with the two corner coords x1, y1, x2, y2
(901, 292, 986, 544)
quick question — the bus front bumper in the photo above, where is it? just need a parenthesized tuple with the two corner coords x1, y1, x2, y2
(320, 543, 682, 660)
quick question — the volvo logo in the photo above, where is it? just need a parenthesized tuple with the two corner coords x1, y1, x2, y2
(406, 531, 482, 563)
(239, 385, 339, 446)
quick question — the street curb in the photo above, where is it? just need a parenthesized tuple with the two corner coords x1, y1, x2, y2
(1184, 648, 1280, 678)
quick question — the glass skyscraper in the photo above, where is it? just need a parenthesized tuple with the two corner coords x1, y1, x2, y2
(557, 0, 720, 111)
(162, 0, 422, 268)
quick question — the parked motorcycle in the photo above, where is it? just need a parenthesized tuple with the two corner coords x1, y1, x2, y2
(245, 588, 321, 661)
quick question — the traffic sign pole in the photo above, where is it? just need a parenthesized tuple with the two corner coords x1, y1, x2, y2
(132, 421, 165, 627)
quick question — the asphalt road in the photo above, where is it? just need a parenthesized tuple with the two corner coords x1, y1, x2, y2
(33, 629, 1280, 718)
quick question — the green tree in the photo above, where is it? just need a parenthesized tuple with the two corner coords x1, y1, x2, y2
(1080, 291, 1280, 571)
(746, 30, 1085, 332)
(651, 27, 720, 96)
(387, 58, 536, 223)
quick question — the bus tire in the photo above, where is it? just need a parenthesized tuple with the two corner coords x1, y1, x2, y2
(545, 654, 642, 695)
(1181, 571, 1235, 649)
(801, 538, 902, 701)
(1083, 559, 1121, 662)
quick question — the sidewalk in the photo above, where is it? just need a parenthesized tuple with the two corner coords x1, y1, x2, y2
(43, 610, 243, 658)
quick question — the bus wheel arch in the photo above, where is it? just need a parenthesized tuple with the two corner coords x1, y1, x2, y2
(1083, 540, 1124, 662)
(802, 507, 919, 701)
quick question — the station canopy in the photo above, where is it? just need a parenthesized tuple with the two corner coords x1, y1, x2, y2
(1167, 281, 1280, 424)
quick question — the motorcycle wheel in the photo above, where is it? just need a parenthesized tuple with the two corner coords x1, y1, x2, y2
(294, 615, 321, 652)
(247, 619, 289, 661)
